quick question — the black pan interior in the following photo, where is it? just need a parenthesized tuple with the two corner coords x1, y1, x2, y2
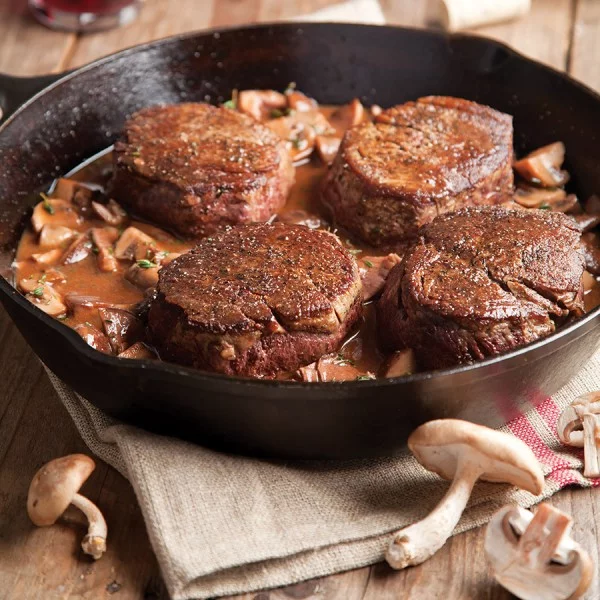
(1, 23, 600, 458)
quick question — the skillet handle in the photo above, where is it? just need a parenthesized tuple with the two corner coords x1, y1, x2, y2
(0, 72, 68, 124)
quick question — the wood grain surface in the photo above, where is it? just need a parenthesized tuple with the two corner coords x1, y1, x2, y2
(0, 0, 599, 598)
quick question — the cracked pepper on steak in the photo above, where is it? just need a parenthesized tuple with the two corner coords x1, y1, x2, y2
(377, 207, 586, 369)
(321, 96, 514, 248)
(147, 222, 363, 377)
(111, 103, 295, 239)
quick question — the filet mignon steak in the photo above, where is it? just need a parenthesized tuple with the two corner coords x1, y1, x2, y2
(148, 222, 363, 377)
(111, 103, 295, 239)
(321, 96, 514, 248)
(377, 207, 585, 369)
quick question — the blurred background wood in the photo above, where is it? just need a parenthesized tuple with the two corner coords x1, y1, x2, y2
(0, 0, 598, 598)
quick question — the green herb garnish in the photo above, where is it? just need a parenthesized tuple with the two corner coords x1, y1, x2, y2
(40, 192, 54, 215)
(335, 353, 355, 367)
(291, 137, 303, 149)
(31, 286, 44, 297)
(356, 374, 376, 381)
(137, 259, 158, 269)
(364, 260, 374, 268)
(348, 248, 362, 255)
(539, 203, 551, 210)
(284, 82, 296, 94)
(223, 99, 236, 109)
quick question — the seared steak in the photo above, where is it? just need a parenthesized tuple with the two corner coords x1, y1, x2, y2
(111, 103, 295, 239)
(148, 222, 362, 377)
(322, 96, 514, 247)
(377, 207, 585, 369)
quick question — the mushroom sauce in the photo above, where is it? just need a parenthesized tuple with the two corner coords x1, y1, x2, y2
(12, 93, 600, 381)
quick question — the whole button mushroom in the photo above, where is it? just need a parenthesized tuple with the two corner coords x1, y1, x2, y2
(386, 419, 544, 570)
(485, 503, 593, 600)
(557, 392, 600, 478)
(27, 454, 107, 560)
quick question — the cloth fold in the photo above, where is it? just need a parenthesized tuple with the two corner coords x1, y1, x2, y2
(46, 349, 600, 600)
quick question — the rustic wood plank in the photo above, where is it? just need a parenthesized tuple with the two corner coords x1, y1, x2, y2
(0, 306, 167, 599)
(466, 0, 575, 70)
(0, 0, 75, 75)
(67, 0, 215, 69)
(569, 0, 600, 91)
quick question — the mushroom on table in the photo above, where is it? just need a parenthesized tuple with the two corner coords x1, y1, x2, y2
(485, 503, 593, 600)
(27, 454, 107, 559)
(557, 392, 600, 477)
(385, 419, 544, 570)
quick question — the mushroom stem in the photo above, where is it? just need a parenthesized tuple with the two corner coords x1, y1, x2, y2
(386, 460, 480, 569)
(70, 493, 107, 560)
(582, 413, 600, 478)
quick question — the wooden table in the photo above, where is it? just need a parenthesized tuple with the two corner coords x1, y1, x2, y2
(0, 0, 599, 598)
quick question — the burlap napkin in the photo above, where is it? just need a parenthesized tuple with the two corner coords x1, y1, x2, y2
(46, 350, 600, 600)
(42, 1, 600, 598)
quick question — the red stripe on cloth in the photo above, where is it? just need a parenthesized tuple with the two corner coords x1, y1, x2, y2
(507, 408, 574, 473)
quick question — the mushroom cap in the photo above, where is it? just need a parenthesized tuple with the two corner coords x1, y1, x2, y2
(557, 392, 600, 446)
(27, 454, 96, 526)
(408, 419, 544, 495)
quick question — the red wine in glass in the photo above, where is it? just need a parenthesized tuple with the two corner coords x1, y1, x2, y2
(29, 0, 142, 32)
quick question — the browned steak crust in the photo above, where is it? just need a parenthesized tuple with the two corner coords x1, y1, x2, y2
(377, 207, 585, 369)
(322, 96, 514, 248)
(111, 103, 295, 239)
(148, 222, 363, 377)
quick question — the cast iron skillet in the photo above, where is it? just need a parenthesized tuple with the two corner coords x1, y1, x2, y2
(1, 23, 600, 459)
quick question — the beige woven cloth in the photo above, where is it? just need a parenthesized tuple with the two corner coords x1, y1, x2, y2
(44, 1, 599, 598)
(47, 349, 600, 600)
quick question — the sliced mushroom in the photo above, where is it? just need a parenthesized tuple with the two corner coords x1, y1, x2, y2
(91, 199, 128, 226)
(125, 261, 159, 290)
(61, 232, 93, 265)
(584, 194, 600, 216)
(237, 89, 287, 121)
(19, 277, 67, 317)
(64, 294, 134, 322)
(315, 135, 342, 165)
(329, 98, 365, 132)
(315, 353, 363, 382)
(74, 323, 113, 354)
(297, 362, 320, 382)
(91, 227, 119, 273)
(557, 392, 600, 477)
(485, 504, 593, 600)
(118, 342, 156, 360)
(98, 307, 143, 354)
(580, 232, 600, 275)
(513, 142, 570, 187)
(574, 212, 600, 232)
(285, 90, 318, 112)
(27, 454, 107, 560)
(266, 110, 334, 162)
(31, 196, 81, 233)
(359, 253, 403, 301)
(31, 248, 63, 266)
(383, 349, 416, 378)
(39, 224, 77, 249)
(385, 419, 544, 569)
(513, 186, 567, 209)
(114, 227, 156, 261)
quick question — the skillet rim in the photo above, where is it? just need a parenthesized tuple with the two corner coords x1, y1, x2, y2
(1, 21, 600, 391)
